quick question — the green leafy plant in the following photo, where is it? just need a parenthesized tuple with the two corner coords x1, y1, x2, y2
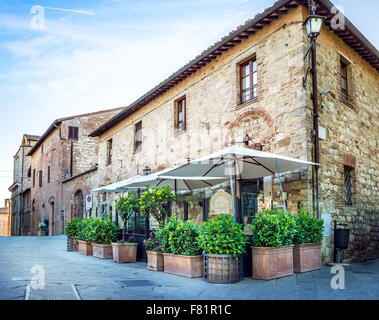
(294, 208, 324, 244)
(64, 218, 83, 237)
(198, 214, 247, 257)
(77, 217, 118, 244)
(115, 191, 140, 241)
(139, 184, 176, 227)
(156, 215, 201, 256)
(127, 236, 136, 243)
(155, 215, 181, 253)
(248, 208, 296, 247)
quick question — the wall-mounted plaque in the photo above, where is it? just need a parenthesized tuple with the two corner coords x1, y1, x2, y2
(209, 189, 233, 216)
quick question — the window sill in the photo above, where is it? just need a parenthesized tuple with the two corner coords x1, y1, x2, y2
(174, 129, 186, 136)
(236, 97, 259, 110)
(340, 98, 355, 110)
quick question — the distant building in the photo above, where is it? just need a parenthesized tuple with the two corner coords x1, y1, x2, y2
(27, 108, 123, 236)
(0, 199, 11, 236)
(8, 134, 40, 236)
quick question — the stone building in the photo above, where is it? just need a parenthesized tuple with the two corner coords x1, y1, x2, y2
(0, 199, 11, 236)
(27, 108, 123, 236)
(89, 0, 378, 264)
(8, 134, 40, 236)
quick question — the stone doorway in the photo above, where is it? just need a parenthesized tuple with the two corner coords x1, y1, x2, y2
(73, 190, 84, 219)
(49, 202, 55, 236)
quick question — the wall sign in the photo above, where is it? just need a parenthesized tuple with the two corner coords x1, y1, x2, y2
(209, 189, 233, 217)
(86, 195, 93, 211)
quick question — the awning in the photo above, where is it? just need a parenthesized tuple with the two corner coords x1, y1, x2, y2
(91, 175, 143, 193)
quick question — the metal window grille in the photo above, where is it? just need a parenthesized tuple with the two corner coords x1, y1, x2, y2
(344, 166, 353, 205)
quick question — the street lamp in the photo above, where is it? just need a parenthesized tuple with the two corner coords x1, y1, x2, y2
(303, 1, 325, 220)
(143, 166, 151, 176)
(304, 13, 324, 38)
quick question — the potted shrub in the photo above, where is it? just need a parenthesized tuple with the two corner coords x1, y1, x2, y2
(64, 218, 83, 251)
(77, 218, 94, 256)
(112, 192, 140, 263)
(90, 218, 119, 259)
(144, 231, 164, 271)
(248, 209, 296, 280)
(157, 215, 203, 278)
(293, 208, 325, 273)
(198, 214, 247, 284)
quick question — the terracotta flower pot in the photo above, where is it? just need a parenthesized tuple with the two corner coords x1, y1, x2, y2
(147, 250, 164, 271)
(293, 242, 322, 273)
(78, 240, 93, 256)
(92, 243, 113, 259)
(163, 253, 203, 278)
(67, 237, 78, 252)
(112, 242, 138, 263)
(251, 245, 294, 280)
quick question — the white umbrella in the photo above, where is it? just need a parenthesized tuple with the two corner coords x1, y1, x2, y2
(162, 146, 319, 218)
(164, 146, 319, 179)
(121, 168, 228, 192)
(91, 175, 144, 193)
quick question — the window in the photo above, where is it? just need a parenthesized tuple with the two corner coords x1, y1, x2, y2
(27, 167, 31, 178)
(341, 60, 348, 101)
(107, 139, 113, 165)
(344, 166, 353, 206)
(68, 126, 79, 140)
(340, 57, 353, 103)
(33, 169, 36, 187)
(47, 165, 51, 184)
(39, 170, 43, 187)
(240, 57, 258, 103)
(41, 144, 44, 155)
(175, 97, 186, 131)
(135, 121, 142, 152)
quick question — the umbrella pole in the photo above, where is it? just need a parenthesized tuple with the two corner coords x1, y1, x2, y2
(174, 180, 178, 215)
(275, 159, 287, 213)
(228, 160, 238, 223)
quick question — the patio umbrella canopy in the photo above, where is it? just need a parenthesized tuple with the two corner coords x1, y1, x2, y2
(163, 146, 319, 179)
(120, 167, 228, 191)
(91, 175, 144, 193)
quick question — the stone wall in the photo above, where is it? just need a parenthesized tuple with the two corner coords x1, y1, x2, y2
(30, 109, 122, 235)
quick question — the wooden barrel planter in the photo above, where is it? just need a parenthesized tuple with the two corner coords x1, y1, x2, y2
(203, 254, 243, 284)
(67, 237, 78, 252)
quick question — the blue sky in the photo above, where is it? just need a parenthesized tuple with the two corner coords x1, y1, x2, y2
(0, 0, 378, 202)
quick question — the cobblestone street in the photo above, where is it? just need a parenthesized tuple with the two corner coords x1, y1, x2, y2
(0, 236, 378, 300)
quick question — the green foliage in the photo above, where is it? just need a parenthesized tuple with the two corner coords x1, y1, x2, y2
(115, 192, 140, 223)
(77, 217, 118, 245)
(64, 218, 83, 237)
(156, 215, 202, 256)
(248, 208, 296, 247)
(139, 185, 176, 226)
(294, 208, 324, 244)
(198, 214, 247, 256)
(127, 236, 136, 243)
(156, 215, 181, 254)
(115, 192, 140, 241)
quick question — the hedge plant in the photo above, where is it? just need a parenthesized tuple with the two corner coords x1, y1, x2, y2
(294, 208, 324, 244)
(198, 214, 247, 257)
(156, 215, 202, 256)
(77, 217, 118, 244)
(248, 209, 296, 247)
(64, 218, 83, 237)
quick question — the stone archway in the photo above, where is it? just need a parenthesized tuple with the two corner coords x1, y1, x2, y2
(73, 190, 84, 219)
(225, 107, 276, 151)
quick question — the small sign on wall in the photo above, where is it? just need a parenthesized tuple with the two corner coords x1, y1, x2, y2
(86, 195, 93, 211)
(322, 213, 332, 237)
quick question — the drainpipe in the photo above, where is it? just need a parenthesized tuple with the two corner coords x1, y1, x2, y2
(311, 37, 320, 219)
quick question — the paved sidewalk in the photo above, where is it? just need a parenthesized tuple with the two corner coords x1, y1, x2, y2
(0, 236, 378, 300)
